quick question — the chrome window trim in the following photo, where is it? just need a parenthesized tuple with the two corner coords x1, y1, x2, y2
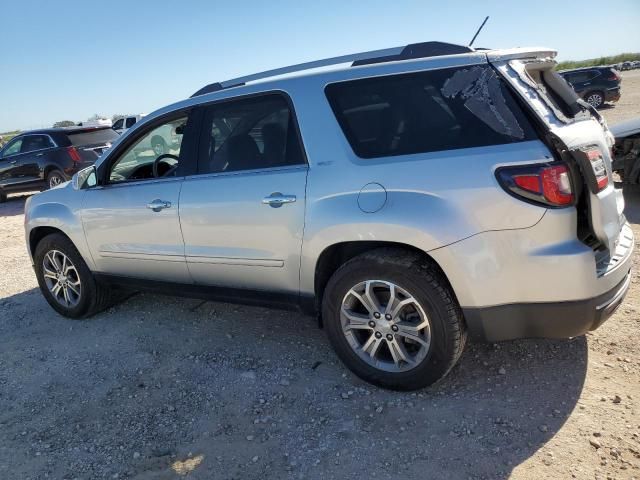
(90, 175, 186, 190)
(184, 164, 308, 181)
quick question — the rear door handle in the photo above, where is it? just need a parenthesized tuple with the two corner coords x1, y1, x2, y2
(262, 192, 296, 208)
(8, 160, 17, 165)
(146, 199, 172, 212)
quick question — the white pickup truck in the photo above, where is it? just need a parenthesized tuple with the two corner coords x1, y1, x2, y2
(112, 114, 180, 156)
(112, 115, 145, 134)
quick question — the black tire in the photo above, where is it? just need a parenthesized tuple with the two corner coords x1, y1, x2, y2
(322, 248, 466, 390)
(34, 233, 114, 319)
(151, 137, 167, 156)
(584, 91, 605, 109)
(0, 191, 6, 203)
(46, 169, 66, 190)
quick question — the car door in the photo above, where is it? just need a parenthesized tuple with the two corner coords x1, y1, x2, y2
(568, 71, 596, 95)
(18, 134, 55, 187)
(0, 136, 24, 189)
(179, 93, 308, 293)
(80, 110, 197, 283)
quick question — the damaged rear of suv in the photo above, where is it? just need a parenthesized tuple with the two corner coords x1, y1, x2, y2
(445, 48, 634, 344)
(25, 42, 633, 390)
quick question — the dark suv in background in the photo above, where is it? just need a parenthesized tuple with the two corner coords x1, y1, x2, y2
(558, 66, 622, 108)
(0, 126, 118, 201)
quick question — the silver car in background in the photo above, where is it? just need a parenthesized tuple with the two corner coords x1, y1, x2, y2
(25, 41, 634, 390)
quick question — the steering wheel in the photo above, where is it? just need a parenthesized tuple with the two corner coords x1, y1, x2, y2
(152, 153, 179, 178)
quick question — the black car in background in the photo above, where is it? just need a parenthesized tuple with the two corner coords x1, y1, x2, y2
(0, 126, 118, 202)
(558, 66, 622, 108)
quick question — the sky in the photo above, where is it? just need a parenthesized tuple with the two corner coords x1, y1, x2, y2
(1, 0, 639, 132)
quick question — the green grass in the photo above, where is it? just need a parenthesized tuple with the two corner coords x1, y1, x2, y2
(557, 53, 640, 71)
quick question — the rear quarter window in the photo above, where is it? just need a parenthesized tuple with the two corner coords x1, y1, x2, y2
(67, 128, 119, 146)
(325, 65, 538, 159)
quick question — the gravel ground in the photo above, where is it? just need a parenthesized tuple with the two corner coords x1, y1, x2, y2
(600, 70, 640, 125)
(1, 72, 640, 480)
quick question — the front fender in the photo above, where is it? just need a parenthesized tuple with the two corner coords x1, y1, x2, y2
(24, 189, 94, 270)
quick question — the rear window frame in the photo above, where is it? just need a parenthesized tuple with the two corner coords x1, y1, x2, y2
(324, 66, 539, 160)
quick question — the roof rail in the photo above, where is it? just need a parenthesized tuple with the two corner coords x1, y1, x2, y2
(191, 41, 474, 97)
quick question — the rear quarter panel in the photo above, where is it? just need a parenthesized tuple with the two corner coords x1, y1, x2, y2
(286, 75, 553, 296)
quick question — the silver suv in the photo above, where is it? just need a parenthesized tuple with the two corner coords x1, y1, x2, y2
(25, 42, 634, 390)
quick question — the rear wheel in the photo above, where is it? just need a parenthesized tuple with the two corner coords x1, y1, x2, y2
(322, 249, 466, 390)
(0, 191, 6, 203)
(46, 170, 66, 189)
(585, 91, 605, 109)
(34, 233, 114, 318)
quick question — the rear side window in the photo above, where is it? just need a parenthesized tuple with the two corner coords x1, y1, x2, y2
(67, 128, 119, 146)
(198, 94, 305, 174)
(21, 135, 55, 153)
(325, 66, 537, 159)
(125, 117, 137, 128)
(563, 70, 599, 83)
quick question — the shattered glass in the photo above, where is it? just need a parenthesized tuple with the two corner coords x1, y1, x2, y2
(441, 66, 525, 139)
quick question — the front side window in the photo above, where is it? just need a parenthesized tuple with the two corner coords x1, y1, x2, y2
(326, 66, 538, 159)
(108, 116, 188, 183)
(112, 118, 124, 130)
(198, 94, 305, 174)
(1, 137, 23, 157)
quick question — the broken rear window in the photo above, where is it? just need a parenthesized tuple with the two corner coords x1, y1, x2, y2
(325, 65, 537, 159)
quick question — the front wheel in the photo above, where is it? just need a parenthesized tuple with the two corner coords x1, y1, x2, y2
(322, 249, 466, 390)
(34, 233, 114, 318)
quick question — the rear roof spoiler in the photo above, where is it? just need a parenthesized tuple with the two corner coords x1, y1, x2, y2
(486, 47, 557, 62)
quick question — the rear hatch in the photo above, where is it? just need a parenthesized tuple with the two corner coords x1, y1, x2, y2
(488, 48, 625, 254)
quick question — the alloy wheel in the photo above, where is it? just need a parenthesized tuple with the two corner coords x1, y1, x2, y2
(340, 280, 431, 372)
(42, 250, 82, 308)
(49, 175, 63, 188)
(586, 93, 603, 108)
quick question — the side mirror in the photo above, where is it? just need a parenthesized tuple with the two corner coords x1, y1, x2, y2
(72, 165, 98, 190)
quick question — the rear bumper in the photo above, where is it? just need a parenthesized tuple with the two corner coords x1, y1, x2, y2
(463, 271, 631, 342)
(605, 87, 621, 103)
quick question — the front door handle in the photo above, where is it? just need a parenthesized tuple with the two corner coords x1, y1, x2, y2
(9, 160, 17, 165)
(262, 192, 296, 208)
(146, 199, 172, 212)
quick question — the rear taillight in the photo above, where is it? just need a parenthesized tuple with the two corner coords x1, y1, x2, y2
(606, 71, 621, 81)
(584, 147, 609, 191)
(66, 146, 81, 163)
(497, 163, 574, 207)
